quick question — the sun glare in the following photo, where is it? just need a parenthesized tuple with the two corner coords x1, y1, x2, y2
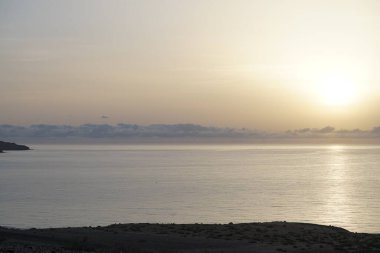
(317, 75, 357, 106)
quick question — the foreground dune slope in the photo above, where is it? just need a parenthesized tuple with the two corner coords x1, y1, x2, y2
(1, 222, 379, 253)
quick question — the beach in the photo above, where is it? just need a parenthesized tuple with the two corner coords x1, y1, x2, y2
(1, 222, 379, 253)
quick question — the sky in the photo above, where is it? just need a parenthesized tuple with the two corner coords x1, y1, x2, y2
(1, 0, 380, 131)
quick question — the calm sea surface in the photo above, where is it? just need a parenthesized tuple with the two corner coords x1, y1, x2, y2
(0, 144, 379, 233)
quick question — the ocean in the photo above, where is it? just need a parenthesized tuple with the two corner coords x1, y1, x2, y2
(0, 144, 379, 233)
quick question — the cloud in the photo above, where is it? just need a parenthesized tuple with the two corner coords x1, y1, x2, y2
(284, 126, 380, 139)
(0, 124, 259, 139)
(317, 126, 335, 133)
(372, 126, 380, 133)
(0, 124, 379, 142)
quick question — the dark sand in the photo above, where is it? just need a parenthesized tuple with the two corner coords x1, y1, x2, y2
(1, 222, 379, 252)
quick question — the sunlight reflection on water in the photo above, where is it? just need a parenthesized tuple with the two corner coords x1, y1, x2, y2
(323, 148, 352, 227)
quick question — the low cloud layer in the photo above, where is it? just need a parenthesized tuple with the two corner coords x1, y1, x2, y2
(0, 124, 379, 142)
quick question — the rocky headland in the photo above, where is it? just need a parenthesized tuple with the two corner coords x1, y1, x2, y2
(0, 141, 30, 152)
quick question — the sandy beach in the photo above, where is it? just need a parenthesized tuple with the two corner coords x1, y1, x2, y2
(1, 222, 379, 253)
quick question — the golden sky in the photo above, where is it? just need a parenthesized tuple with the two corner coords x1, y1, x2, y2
(1, 0, 380, 130)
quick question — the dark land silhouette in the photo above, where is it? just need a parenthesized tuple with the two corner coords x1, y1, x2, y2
(0, 141, 30, 152)
(1, 222, 379, 252)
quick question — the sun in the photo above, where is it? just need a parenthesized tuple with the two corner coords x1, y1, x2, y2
(317, 74, 357, 106)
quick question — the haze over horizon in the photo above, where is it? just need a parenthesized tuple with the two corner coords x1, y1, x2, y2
(1, 123, 380, 144)
(1, 0, 380, 131)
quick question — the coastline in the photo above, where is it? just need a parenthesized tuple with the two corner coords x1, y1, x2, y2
(1, 222, 379, 253)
